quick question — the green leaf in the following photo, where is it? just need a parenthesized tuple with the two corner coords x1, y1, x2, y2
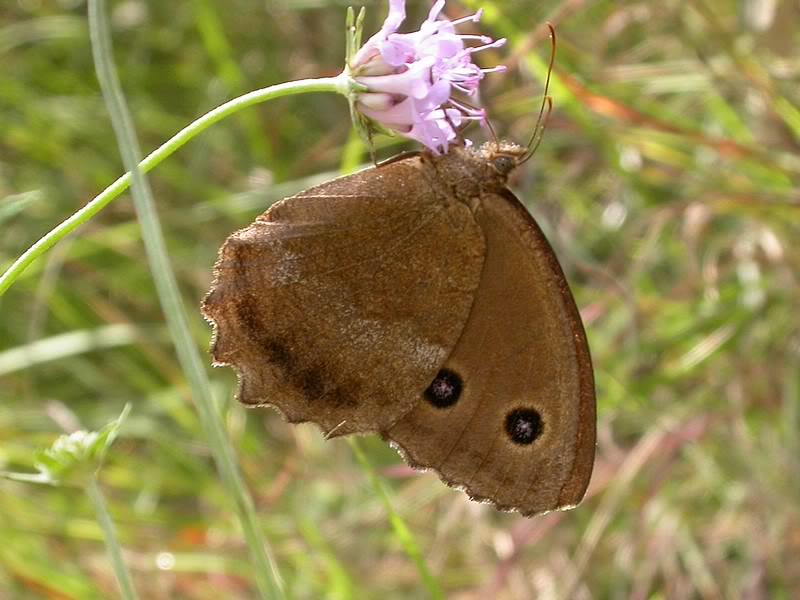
(3, 404, 131, 487)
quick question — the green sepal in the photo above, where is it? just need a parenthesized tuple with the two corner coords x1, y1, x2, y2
(343, 5, 396, 158)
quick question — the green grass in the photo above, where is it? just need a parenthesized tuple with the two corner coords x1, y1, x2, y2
(1, 0, 799, 598)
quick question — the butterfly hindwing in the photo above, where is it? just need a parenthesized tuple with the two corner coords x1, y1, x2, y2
(385, 187, 595, 516)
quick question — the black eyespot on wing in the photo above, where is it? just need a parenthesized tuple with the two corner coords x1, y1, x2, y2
(424, 369, 462, 408)
(505, 408, 543, 445)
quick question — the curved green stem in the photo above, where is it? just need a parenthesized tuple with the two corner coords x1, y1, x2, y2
(0, 75, 348, 296)
(87, 476, 139, 600)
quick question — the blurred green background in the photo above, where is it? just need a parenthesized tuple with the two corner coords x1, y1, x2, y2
(1, 0, 799, 598)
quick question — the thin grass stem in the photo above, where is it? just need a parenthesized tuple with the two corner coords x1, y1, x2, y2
(86, 477, 139, 600)
(87, 1, 285, 596)
(348, 439, 444, 600)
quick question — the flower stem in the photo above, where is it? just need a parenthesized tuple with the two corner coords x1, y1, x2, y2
(86, 476, 139, 600)
(0, 76, 347, 297)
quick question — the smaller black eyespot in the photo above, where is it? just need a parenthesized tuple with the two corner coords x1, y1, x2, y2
(493, 155, 516, 175)
(505, 408, 543, 445)
(424, 369, 462, 408)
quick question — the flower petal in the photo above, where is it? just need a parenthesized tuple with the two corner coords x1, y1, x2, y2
(355, 57, 434, 99)
(351, 0, 505, 154)
(381, 0, 406, 36)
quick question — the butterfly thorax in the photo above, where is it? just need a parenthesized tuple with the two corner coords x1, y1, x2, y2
(423, 142, 526, 202)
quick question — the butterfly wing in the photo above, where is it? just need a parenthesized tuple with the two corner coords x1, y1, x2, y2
(202, 157, 486, 436)
(385, 189, 595, 516)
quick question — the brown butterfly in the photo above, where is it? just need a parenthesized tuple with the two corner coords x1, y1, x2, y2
(201, 138, 595, 517)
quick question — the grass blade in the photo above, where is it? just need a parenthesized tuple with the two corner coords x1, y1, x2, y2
(348, 439, 444, 600)
(86, 1, 283, 597)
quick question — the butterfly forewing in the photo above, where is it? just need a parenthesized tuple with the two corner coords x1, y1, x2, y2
(202, 157, 486, 436)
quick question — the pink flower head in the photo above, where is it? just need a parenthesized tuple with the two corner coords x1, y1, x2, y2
(351, 0, 506, 154)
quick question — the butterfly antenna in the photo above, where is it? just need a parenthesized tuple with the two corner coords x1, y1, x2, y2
(455, 95, 498, 146)
(522, 96, 552, 163)
(485, 112, 500, 147)
(443, 109, 467, 146)
(367, 128, 378, 167)
(521, 23, 556, 164)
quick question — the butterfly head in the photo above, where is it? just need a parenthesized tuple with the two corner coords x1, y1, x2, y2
(425, 142, 523, 198)
(479, 141, 527, 177)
